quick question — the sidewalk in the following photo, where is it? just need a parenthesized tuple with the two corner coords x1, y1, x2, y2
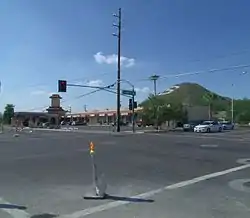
(143, 127, 183, 133)
(25, 127, 146, 135)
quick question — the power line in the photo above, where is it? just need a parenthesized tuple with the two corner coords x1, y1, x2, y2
(27, 83, 117, 112)
(26, 63, 250, 111)
(135, 63, 250, 83)
(160, 63, 250, 80)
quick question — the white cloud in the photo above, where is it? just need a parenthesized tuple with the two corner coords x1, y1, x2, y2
(135, 87, 151, 93)
(86, 79, 104, 87)
(94, 52, 135, 68)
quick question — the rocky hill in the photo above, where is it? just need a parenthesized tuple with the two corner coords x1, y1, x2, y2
(142, 82, 231, 111)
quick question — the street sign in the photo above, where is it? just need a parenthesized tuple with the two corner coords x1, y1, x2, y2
(122, 89, 136, 96)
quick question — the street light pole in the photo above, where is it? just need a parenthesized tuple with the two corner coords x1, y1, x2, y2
(113, 8, 122, 132)
(231, 84, 234, 123)
(0, 81, 3, 133)
(68, 105, 72, 123)
(231, 72, 247, 123)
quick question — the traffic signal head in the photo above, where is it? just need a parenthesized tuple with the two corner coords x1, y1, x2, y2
(134, 101, 137, 109)
(129, 99, 132, 110)
(58, 80, 67, 92)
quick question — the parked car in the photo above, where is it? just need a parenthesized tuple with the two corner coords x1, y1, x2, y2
(183, 120, 203, 131)
(194, 121, 222, 133)
(220, 121, 234, 130)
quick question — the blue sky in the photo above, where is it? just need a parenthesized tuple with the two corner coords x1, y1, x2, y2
(1, 0, 250, 113)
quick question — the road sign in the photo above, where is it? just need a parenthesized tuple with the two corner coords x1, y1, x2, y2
(122, 89, 136, 96)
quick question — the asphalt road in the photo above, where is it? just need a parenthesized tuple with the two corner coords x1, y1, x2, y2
(1, 129, 250, 217)
(64, 124, 153, 132)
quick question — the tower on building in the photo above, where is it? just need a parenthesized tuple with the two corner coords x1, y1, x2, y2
(46, 94, 66, 116)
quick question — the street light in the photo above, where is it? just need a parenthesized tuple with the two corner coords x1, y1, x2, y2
(231, 71, 247, 123)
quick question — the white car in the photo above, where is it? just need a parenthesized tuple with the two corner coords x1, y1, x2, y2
(194, 121, 222, 133)
(220, 121, 234, 130)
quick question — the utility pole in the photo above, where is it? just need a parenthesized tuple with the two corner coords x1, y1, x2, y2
(113, 8, 122, 132)
(231, 83, 234, 123)
(150, 75, 160, 96)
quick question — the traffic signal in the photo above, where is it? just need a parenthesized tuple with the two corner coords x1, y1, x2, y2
(133, 101, 137, 109)
(129, 99, 137, 110)
(129, 99, 132, 110)
(58, 80, 67, 92)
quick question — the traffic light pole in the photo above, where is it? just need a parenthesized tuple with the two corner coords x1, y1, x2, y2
(132, 88, 135, 133)
(120, 79, 136, 133)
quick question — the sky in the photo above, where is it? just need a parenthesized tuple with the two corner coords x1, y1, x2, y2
(1, 0, 250, 113)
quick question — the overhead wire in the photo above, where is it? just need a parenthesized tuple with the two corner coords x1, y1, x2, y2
(27, 63, 250, 111)
(134, 63, 250, 83)
(27, 83, 117, 112)
(24, 49, 250, 111)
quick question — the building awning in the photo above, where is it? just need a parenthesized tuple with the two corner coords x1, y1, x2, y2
(90, 114, 95, 117)
(121, 113, 128, 116)
(99, 113, 105, 117)
(107, 113, 114, 116)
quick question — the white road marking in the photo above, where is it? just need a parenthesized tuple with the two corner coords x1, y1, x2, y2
(149, 132, 250, 142)
(60, 164, 250, 218)
(1, 149, 89, 161)
(0, 197, 30, 218)
(229, 179, 250, 193)
(200, 144, 219, 148)
(236, 158, 250, 165)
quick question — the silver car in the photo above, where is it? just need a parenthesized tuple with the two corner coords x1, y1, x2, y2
(220, 121, 234, 130)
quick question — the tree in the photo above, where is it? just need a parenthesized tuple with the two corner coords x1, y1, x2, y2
(141, 95, 186, 128)
(3, 104, 15, 124)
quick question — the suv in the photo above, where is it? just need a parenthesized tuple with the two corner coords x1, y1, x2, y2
(183, 120, 203, 132)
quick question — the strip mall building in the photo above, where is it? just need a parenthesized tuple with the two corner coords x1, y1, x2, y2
(12, 93, 211, 127)
(63, 107, 143, 125)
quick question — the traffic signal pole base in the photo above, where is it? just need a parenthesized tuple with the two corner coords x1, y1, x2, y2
(83, 193, 107, 200)
(83, 186, 107, 200)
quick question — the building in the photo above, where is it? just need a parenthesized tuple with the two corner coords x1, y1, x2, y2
(62, 105, 210, 126)
(184, 105, 210, 121)
(62, 107, 143, 125)
(11, 94, 66, 127)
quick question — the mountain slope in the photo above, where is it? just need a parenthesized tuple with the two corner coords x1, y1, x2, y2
(141, 83, 231, 111)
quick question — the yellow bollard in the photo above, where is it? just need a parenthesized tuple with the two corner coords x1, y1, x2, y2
(89, 141, 95, 155)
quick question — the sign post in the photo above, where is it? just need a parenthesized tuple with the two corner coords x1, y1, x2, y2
(122, 89, 136, 133)
(84, 142, 107, 200)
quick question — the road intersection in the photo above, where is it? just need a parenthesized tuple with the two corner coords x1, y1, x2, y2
(0, 129, 250, 217)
